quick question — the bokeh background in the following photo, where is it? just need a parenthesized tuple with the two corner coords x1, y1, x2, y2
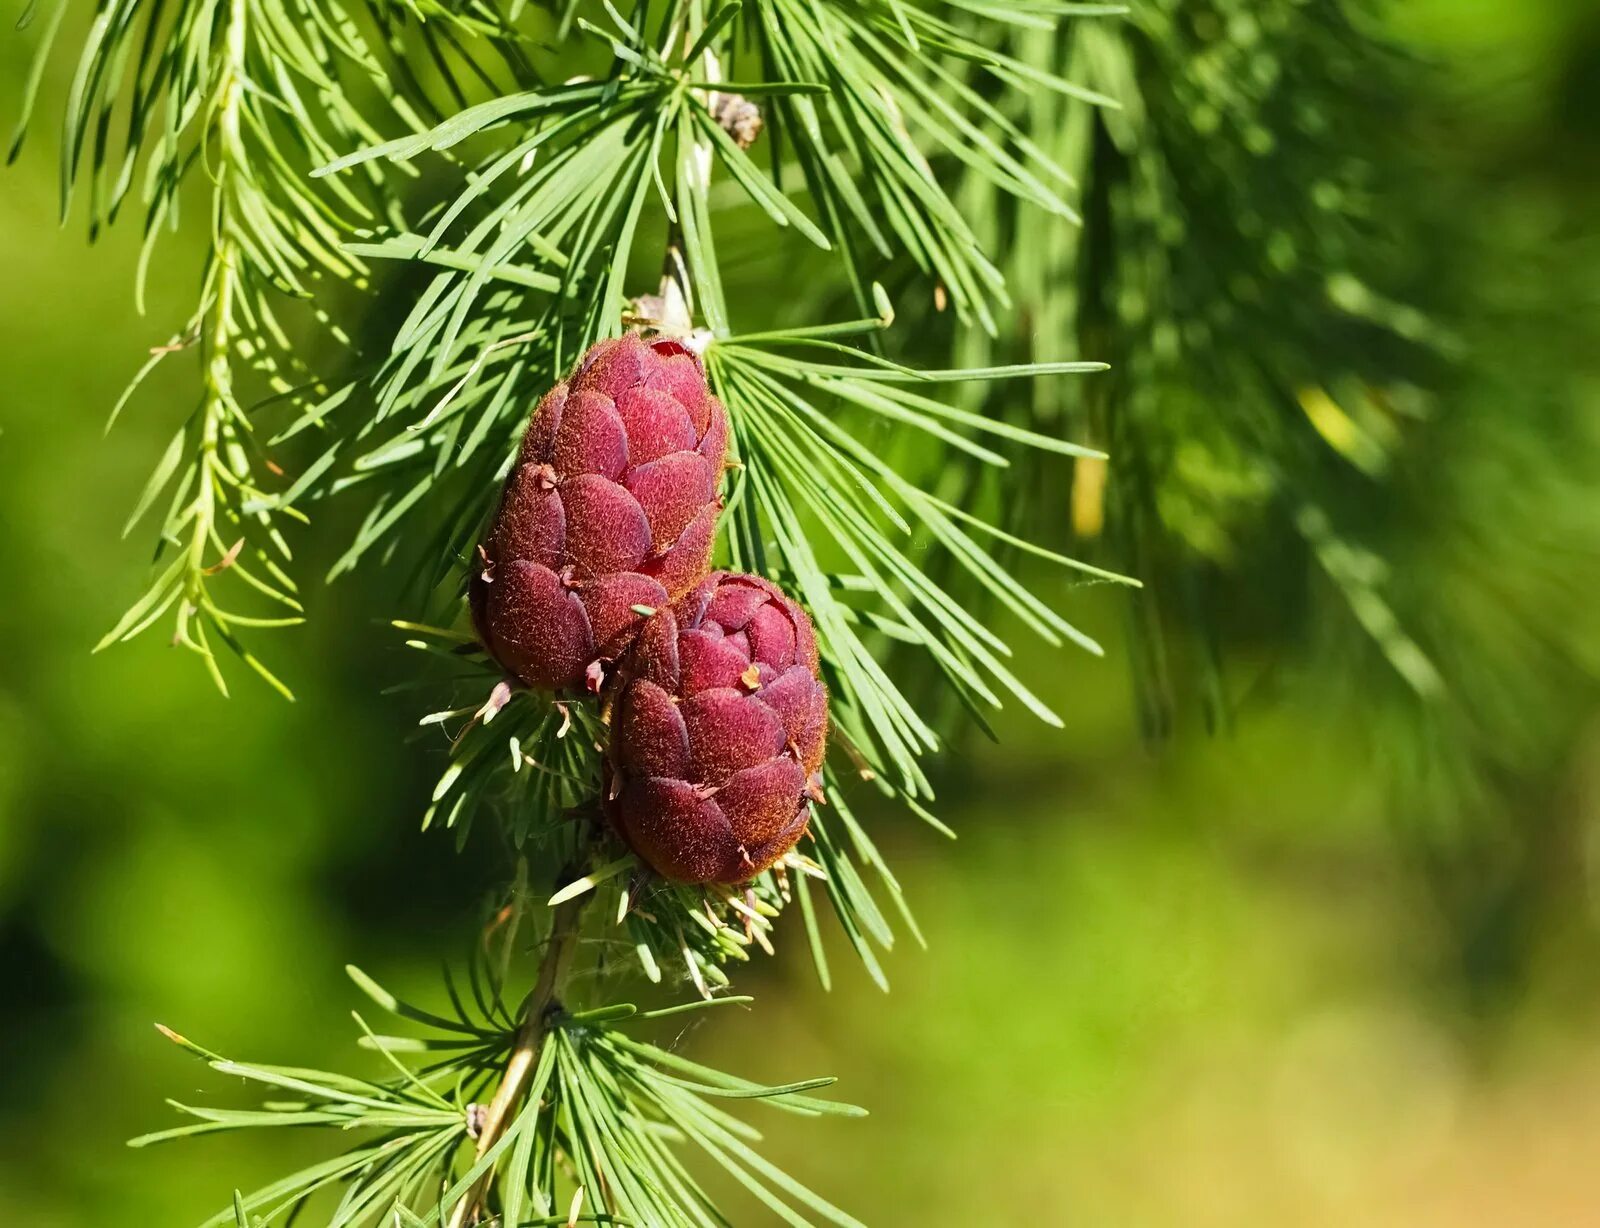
(3, 2, 1599, 1224)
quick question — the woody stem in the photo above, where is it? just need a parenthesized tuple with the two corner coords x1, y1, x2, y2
(445, 888, 587, 1228)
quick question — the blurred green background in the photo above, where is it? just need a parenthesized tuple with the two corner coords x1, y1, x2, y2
(3, 2, 1599, 1225)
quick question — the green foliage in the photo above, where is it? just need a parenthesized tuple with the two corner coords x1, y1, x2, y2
(13, 2, 1127, 1224)
(927, 0, 1600, 981)
(21, 0, 528, 695)
(137, 969, 863, 1228)
(925, 0, 1443, 724)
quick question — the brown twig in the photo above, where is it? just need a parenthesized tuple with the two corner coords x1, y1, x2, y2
(446, 887, 587, 1228)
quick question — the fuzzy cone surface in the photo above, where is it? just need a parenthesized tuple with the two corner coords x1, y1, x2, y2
(472, 336, 729, 692)
(606, 572, 829, 884)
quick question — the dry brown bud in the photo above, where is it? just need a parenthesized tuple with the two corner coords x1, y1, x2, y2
(709, 93, 763, 150)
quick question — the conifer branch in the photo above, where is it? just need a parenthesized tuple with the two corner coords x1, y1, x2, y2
(15, 4, 1129, 1224)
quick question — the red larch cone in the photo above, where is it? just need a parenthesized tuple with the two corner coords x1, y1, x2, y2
(605, 572, 829, 885)
(471, 336, 729, 692)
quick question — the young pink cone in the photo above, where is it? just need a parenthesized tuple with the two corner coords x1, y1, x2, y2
(605, 572, 829, 885)
(471, 336, 729, 692)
